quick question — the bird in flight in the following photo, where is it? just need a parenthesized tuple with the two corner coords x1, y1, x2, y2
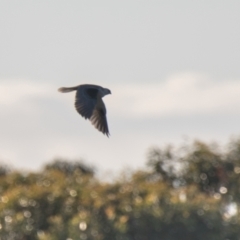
(58, 84, 111, 137)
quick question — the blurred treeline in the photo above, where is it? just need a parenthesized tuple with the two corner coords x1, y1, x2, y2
(1, 139, 240, 240)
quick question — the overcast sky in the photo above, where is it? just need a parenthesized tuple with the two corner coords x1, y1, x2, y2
(0, 1, 240, 175)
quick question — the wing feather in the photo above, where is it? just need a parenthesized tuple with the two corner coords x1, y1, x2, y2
(74, 86, 98, 119)
(90, 99, 110, 137)
(60, 84, 110, 136)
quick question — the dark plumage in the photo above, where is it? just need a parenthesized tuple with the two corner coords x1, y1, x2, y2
(58, 84, 111, 137)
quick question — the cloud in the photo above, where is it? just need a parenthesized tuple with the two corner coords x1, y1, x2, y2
(0, 74, 239, 172)
(0, 80, 55, 104)
(0, 80, 66, 118)
(1, 73, 240, 120)
(108, 72, 240, 118)
(0, 73, 240, 121)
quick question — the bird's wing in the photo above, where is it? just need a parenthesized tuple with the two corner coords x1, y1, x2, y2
(90, 98, 110, 137)
(74, 86, 99, 119)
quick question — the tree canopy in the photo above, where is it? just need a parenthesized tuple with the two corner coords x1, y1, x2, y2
(0, 139, 240, 240)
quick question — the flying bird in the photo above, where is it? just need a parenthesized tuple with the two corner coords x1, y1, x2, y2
(58, 84, 111, 137)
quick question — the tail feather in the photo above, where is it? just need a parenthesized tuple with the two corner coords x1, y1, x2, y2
(58, 86, 78, 93)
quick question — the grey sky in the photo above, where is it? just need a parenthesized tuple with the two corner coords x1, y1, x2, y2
(0, 1, 240, 174)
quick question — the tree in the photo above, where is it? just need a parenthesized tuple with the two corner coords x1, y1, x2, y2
(0, 139, 240, 239)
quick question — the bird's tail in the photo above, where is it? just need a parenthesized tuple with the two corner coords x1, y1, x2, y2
(58, 86, 78, 93)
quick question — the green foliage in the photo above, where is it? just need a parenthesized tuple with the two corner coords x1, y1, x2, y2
(0, 140, 240, 239)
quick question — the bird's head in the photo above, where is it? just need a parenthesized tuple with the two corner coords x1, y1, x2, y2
(101, 87, 111, 97)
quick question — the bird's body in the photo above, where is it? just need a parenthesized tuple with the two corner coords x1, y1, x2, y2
(58, 84, 111, 137)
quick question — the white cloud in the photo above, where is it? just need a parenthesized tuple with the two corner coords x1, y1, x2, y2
(0, 80, 56, 105)
(0, 73, 240, 118)
(109, 72, 240, 118)
(1, 74, 240, 120)
(0, 80, 64, 116)
(0, 74, 239, 172)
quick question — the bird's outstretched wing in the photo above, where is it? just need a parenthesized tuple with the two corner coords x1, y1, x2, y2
(74, 86, 99, 119)
(90, 98, 110, 137)
(59, 84, 110, 136)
